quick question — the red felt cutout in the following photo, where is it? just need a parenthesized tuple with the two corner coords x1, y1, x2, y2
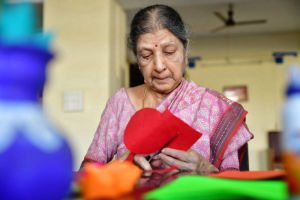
(145, 166, 178, 173)
(124, 108, 202, 156)
(162, 110, 202, 151)
(124, 108, 177, 154)
(126, 152, 135, 162)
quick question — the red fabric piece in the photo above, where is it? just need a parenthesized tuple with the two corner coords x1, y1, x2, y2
(126, 152, 135, 162)
(163, 110, 202, 151)
(124, 108, 202, 156)
(124, 108, 176, 154)
(145, 166, 178, 173)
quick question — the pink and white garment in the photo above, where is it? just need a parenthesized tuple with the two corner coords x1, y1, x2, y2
(84, 79, 253, 171)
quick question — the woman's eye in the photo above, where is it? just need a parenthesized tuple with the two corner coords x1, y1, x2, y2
(142, 55, 151, 60)
(165, 51, 175, 55)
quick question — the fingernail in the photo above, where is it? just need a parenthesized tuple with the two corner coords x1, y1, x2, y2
(161, 148, 166, 153)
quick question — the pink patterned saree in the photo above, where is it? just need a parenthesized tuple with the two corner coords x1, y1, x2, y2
(84, 79, 253, 171)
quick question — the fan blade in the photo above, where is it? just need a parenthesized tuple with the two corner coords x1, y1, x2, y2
(235, 19, 267, 26)
(214, 12, 227, 23)
(211, 25, 228, 33)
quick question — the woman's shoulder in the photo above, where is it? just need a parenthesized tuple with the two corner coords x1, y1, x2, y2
(126, 84, 144, 98)
(180, 79, 206, 99)
(105, 88, 131, 111)
(106, 85, 144, 113)
(102, 87, 134, 117)
(108, 88, 127, 103)
(187, 80, 235, 108)
(126, 84, 145, 109)
(205, 88, 234, 106)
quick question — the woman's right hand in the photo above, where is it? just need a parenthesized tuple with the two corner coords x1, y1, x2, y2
(119, 151, 152, 171)
(134, 154, 152, 171)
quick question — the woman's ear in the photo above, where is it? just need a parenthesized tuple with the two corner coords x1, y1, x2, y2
(184, 39, 190, 65)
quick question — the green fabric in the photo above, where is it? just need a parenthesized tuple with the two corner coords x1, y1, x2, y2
(144, 175, 288, 200)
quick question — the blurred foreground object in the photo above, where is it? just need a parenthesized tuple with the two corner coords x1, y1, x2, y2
(0, 0, 51, 49)
(79, 160, 142, 199)
(281, 63, 300, 198)
(0, 1, 73, 199)
(144, 175, 287, 200)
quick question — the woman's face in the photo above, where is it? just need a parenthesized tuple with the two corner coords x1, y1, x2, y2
(136, 29, 188, 94)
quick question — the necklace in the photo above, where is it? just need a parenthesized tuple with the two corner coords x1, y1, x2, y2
(142, 86, 147, 109)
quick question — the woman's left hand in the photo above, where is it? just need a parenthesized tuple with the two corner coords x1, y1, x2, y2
(158, 148, 219, 175)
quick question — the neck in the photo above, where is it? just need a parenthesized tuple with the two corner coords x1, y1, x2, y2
(149, 88, 168, 102)
(143, 85, 168, 108)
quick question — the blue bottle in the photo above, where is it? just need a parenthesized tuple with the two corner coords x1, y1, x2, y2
(282, 63, 300, 198)
(0, 2, 73, 200)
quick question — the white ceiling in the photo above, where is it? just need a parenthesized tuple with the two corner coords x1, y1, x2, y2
(117, 0, 300, 38)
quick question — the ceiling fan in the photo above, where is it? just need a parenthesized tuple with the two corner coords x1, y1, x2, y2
(211, 4, 267, 33)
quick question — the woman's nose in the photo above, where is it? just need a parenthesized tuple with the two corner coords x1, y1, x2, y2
(154, 53, 166, 72)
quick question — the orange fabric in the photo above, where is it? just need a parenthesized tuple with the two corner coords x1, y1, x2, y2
(209, 170, 286, 180)
(79, 160, 142, 199)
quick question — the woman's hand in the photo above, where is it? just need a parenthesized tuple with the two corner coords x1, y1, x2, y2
(158, 148, 219, 175)
(119, 151, 152, 171)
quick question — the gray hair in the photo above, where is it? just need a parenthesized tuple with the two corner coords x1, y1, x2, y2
(128, 4, 189, 55)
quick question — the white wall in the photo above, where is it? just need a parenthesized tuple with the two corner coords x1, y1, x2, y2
(43, 0, 126, 169)
(186, 32, 300, 170)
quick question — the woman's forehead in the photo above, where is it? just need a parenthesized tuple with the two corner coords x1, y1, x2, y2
(137, 29, 181, 49)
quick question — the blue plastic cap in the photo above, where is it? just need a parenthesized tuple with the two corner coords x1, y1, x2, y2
(275, 57, 283, 64)
(188, 61, 195, 68)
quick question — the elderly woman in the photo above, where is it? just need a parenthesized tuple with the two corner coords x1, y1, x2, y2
(83, 4, 253, 174)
